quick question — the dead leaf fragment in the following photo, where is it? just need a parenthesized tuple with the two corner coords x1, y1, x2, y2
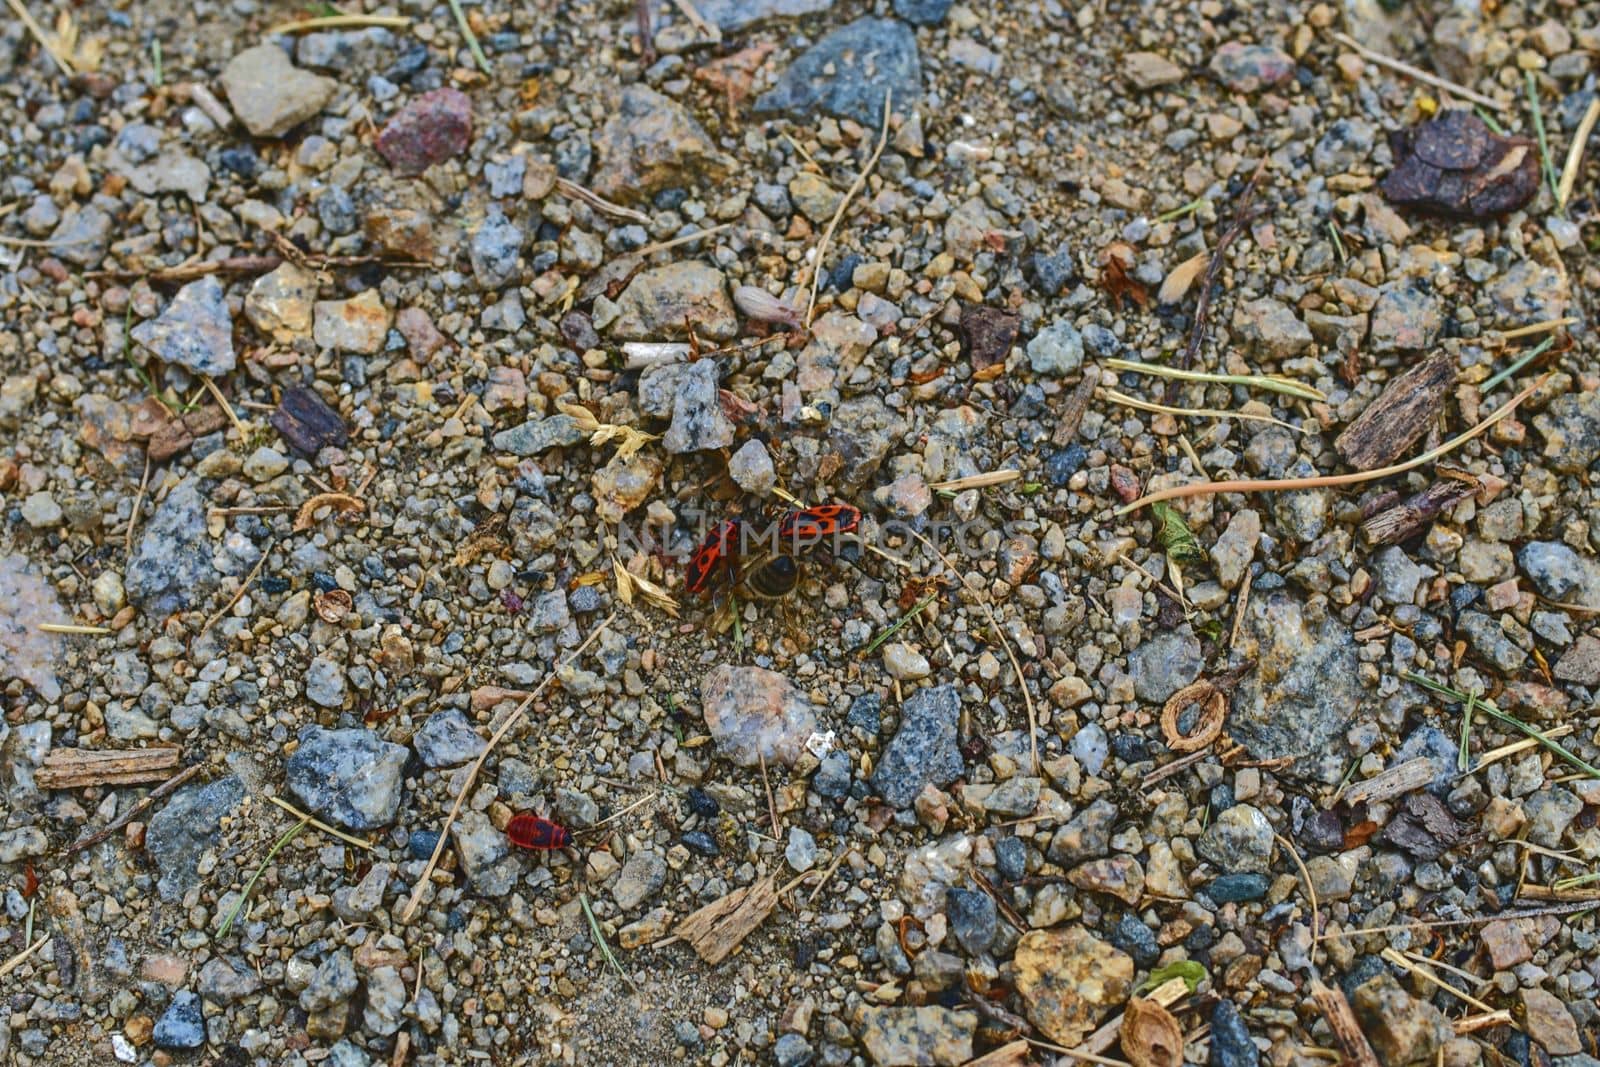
(1120, 997, 1183, 1067)
(293, 492, 365, 532)
(1157, 250, 1209, 305)
(1100, 242, 1150, 310)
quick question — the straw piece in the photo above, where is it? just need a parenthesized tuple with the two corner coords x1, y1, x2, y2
(1331, 31, 1505, 111)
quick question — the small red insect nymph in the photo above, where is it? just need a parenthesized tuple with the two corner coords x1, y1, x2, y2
(506, 814, 573, 850)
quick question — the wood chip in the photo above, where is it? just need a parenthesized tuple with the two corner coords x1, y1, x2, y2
(1157, 250, 1208, 305)
(271, 385, 348, 456)
(1360, 477, 1478, 546)
(1310, 981, 1381, 1067)
(1341, 756, 1435, 807)
(1334, 352, 1455, 471)
(34, 747, 181, 789)
(1084, 978, 1188, 1055)
(674, 874, 779, 964)
(1120, 997, 1183, 1067)
(964, 1040, 1034, 1066)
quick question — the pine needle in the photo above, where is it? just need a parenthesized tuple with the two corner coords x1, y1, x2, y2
(805, 88, 893, 327)
(445, 0, 491, 75)
(860, 593, 937, 658)
(267, 14, 412, 32)
(578, 891, 634, 988)
(1526, 71, 1562, 212)
(217, 818, 308, 937)
(1405, 672, 1600, 780)
(1480, 336, 1554, 394)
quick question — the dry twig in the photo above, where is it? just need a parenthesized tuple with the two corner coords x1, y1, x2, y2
(401, 614, 616, 922)
(1331, 32, 1506, 111)
(805, 90, 893, 326)
(61, 762, 204, 855)
(1119, 373, 1549, 514)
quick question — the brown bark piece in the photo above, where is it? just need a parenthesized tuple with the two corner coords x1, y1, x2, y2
(1311, 981, 1382, 1067)
(962, 1041, 1035, 1067)
(34, 747, 181, 790)
(1335, 352, 1455, 471)
(1052, 368, 1100, 446)
(1360, 478, 1477, 546)
(1342, 756, 1436, 807)
(674, 874, 779, 965)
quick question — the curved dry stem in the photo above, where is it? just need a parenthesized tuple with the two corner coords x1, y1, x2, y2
(1116, 373, 1550, 515)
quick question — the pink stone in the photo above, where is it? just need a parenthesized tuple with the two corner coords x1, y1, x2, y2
(376, 89, 472, 175)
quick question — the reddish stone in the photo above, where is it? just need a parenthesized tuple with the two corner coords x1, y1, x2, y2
(376, 89, 473, 175)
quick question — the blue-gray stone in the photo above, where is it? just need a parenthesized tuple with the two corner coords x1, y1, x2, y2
(869, 684, 963, 807)
(946, 887, 997, 955)
(1205, 872, 1271, 903)
(1210, 999, 1259, 1067)
(755, 17, 921, 127)
(153, 990, 205, 1050)
(126, 475, 217, 614)
(285, 726, 408, 830)
(131, 275, 236, 376)
(1110, 914, 1160, 968)
(146, 775, 246, 903)
(412, 709, 487, 768)
(893, 0, 953, 24)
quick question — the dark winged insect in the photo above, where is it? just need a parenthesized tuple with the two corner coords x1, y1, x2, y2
(506, 814, 573, 851)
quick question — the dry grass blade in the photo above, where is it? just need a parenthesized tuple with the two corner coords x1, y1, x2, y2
(197, 538, 275, 640)
(1330, 31, 1505, 111)
(0, 935, 51, 980)
(445, 0, 491, 75)
(401, 614, 616, 922)
(217, 817, 308, 937)
(1499, 316, 1577, 340)
(1157, 250, 1209, 305)
(927, 469, 1021, 492)
(556, 178, 651, 225)
(1118, 373, 1548, 514)
(2, 0, 71, 76)
(264, 794, 376, 852)
(1557, 97, 1600, 211)
(805, 89, 893, 327)
(558, 401, 660, 459)
(1101, 389, 1308, 433)
(613, 557, 679, 618)
(37, 622, 113, 635)
(1379, 948, 1504, 1020)
(1275, 832, 1320, 945)
(1102, 357, 1324, 401)
(266, 14, 412, 32)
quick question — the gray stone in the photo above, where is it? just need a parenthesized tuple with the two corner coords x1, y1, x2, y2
(153, 990, 205, 1050)
(826, 395, 908, 492)
(1533, 391, 1600, 473)
(333, 862, 392, 922)
(1369, 284, 1441, 353)
(131, 276, 236, 377)
(1047, 798, 1117, 865)
(1457, 611, 1528, 672)
(146, 776, 246, 902)
(452, 811, 519, 897)
(755, 17, 921, 127)
(637, 359, 736, 454)
(1233, 298, 1311, 359)
(1372, 546, 1430, 604)
(363, 966, 406, 1036)
(1128, 631, 1203, 703)
(285, 726, 408, 830)
(198, 957, 261, 1005)
(728, 440, 777, 495)
(312, 290, 390, 354)
(611, 262, 738, 341)
(1211, 509, 1261, 589)
(591, 85, 729, 203)
(492, 413, 588, 456)
(1525, 787, 1581, 848)
(1518, 541, 1600, 607)
(1198, 804, 1274, 874)
(695, 0, 832, 29)
(612, 850, 667, 911)
(701, 663, 818, 767)
(49, 205, 112, 268)
(305, 655, 346, 708)
(858, 1006, 975, 1067)
(870, 684, 964, 807)
(413, 709, 486, 768)
(1313, 118, 1376, 172)
(946, 887, 997, 955)
(1026, 321, 1085, 376)
(120, 151, 211, 202)
(786, 827, 817, 872)
(220, 44, 337, 138)
(469, 206, 524, 289)
(1228, 592, 1360, 782)
(299, 949, 358, 1012)
(1208, 42, 1295, 92)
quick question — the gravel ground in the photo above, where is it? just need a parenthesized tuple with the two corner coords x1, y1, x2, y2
(2, 0, 1600, 1065)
